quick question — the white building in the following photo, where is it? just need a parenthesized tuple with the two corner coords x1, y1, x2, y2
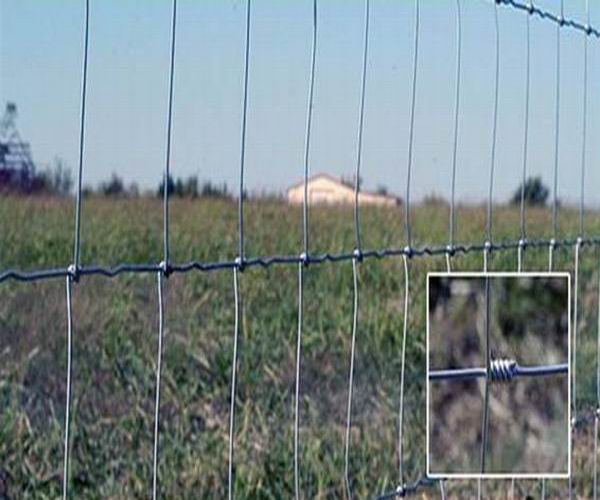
(287, 173, 399, 206)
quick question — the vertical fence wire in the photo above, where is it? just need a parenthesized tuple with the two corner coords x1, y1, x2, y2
(398, 2, 418, 489)
(519, 1, 531, 244)
(229, 3, 251, 489)
(152, 3, 177, 496)
(540, 479, 546, 500)
(345, 1, 369, 491)
(517, 244, 524, 273)
(518, 1, 531, 274)
(302, 0, 318, 257)
(595, 248, 600, 500)
(480, 277, 492, 476)
(569, 239, 580, 500)
(447, 0, 462, 273)
(397, 0, 419, 481)
(344, 257, 360, 498)
(238, 0, 252, 262)
(342, 2, 371, 491)
(72, 0, 90, 271)
(480, 89, 496, 495)
(484, 0, 500, 275)
(398, 254, 410, 487)
(540, 9, 552, 490)
(162, 0, 177, 267)
(228, 268, 241, 500)
(483, 247, 489, 275)
(477, 274, 491, 500)
(575, 241, 582, 477)
(579, 0, 589, 239)
(152, 272, 165, 500)
(568, 0, 589, 488)
(62, 277, 74, 500)
(573, 3, 588, 490)
(592, 409, 598, 500)
(294, 263, 303, 500)
(63, 0, 90, 495)
(404, 0, 420, 249)
(548, 1, 560, 272)
(398, 1, 418, 486)
(515, 2, 529, 475)
(353, 0, 370, 254)
(551, 0, 563, 256)
(295, 1, 317, 497)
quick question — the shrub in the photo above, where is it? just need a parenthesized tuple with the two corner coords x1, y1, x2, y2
(511, 176, 549, 207)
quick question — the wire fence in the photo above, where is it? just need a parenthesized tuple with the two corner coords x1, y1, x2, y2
(1, 0, 600, 498)
(429, 359, 570, 382)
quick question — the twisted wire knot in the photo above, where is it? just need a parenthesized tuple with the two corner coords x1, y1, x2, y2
(489, 358, 517, 382)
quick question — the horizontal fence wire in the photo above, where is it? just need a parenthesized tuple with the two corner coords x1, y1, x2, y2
(1, 237, 599, 284)
(3, 0, 600, 499)
(429, 360, 569, 382)
(498, 0, 600, 38)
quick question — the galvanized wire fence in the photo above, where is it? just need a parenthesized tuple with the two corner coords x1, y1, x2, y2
(1, 0, 600, 498)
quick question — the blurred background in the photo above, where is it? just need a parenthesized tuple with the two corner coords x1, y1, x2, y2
(429, 275, 569, 475)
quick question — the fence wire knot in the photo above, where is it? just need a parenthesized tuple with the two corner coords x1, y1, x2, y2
(353, 247, 363, 262)
(67, 264, 78, 282)
(489, 358, 517, 382)
(299, 252, 309, 267)
(158, 260, 171, 277)
(234, 256, 245, 272)
(527, 2, 534, 14)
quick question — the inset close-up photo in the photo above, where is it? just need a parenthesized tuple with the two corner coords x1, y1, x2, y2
(427, 273, 570, 478)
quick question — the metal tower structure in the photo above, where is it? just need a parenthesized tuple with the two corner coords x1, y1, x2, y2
(0, 102, 36, 191)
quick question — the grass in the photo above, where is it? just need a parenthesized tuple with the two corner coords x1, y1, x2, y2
(0, 196, 599, 498)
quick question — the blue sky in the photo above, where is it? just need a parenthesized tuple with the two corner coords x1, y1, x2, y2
(1, 0, 599, 204)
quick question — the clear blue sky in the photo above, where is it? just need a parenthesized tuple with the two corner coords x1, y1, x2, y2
(1, 0, 598, 204)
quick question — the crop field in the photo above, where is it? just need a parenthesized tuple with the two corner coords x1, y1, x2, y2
(1, 196, 600, 498)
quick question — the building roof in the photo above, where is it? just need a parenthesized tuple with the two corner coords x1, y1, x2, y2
(287, 172, 398, 201)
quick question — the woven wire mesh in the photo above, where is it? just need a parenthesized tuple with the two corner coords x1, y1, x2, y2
(2, 0, 600, 498)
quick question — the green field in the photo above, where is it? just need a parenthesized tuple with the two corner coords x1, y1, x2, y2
(1, 196, 599, 498)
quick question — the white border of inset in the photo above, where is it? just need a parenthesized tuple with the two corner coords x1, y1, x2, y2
(426, 271, 571, 480)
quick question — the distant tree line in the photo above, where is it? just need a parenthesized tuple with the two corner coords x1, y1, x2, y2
(156, 175, 230, 199)
(2, 163, 235, 199)
(3, 160, 553, 208)
(35, 159, 73, 196)
(0, 158, 73, 196)
(85, 173, 232, 199)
